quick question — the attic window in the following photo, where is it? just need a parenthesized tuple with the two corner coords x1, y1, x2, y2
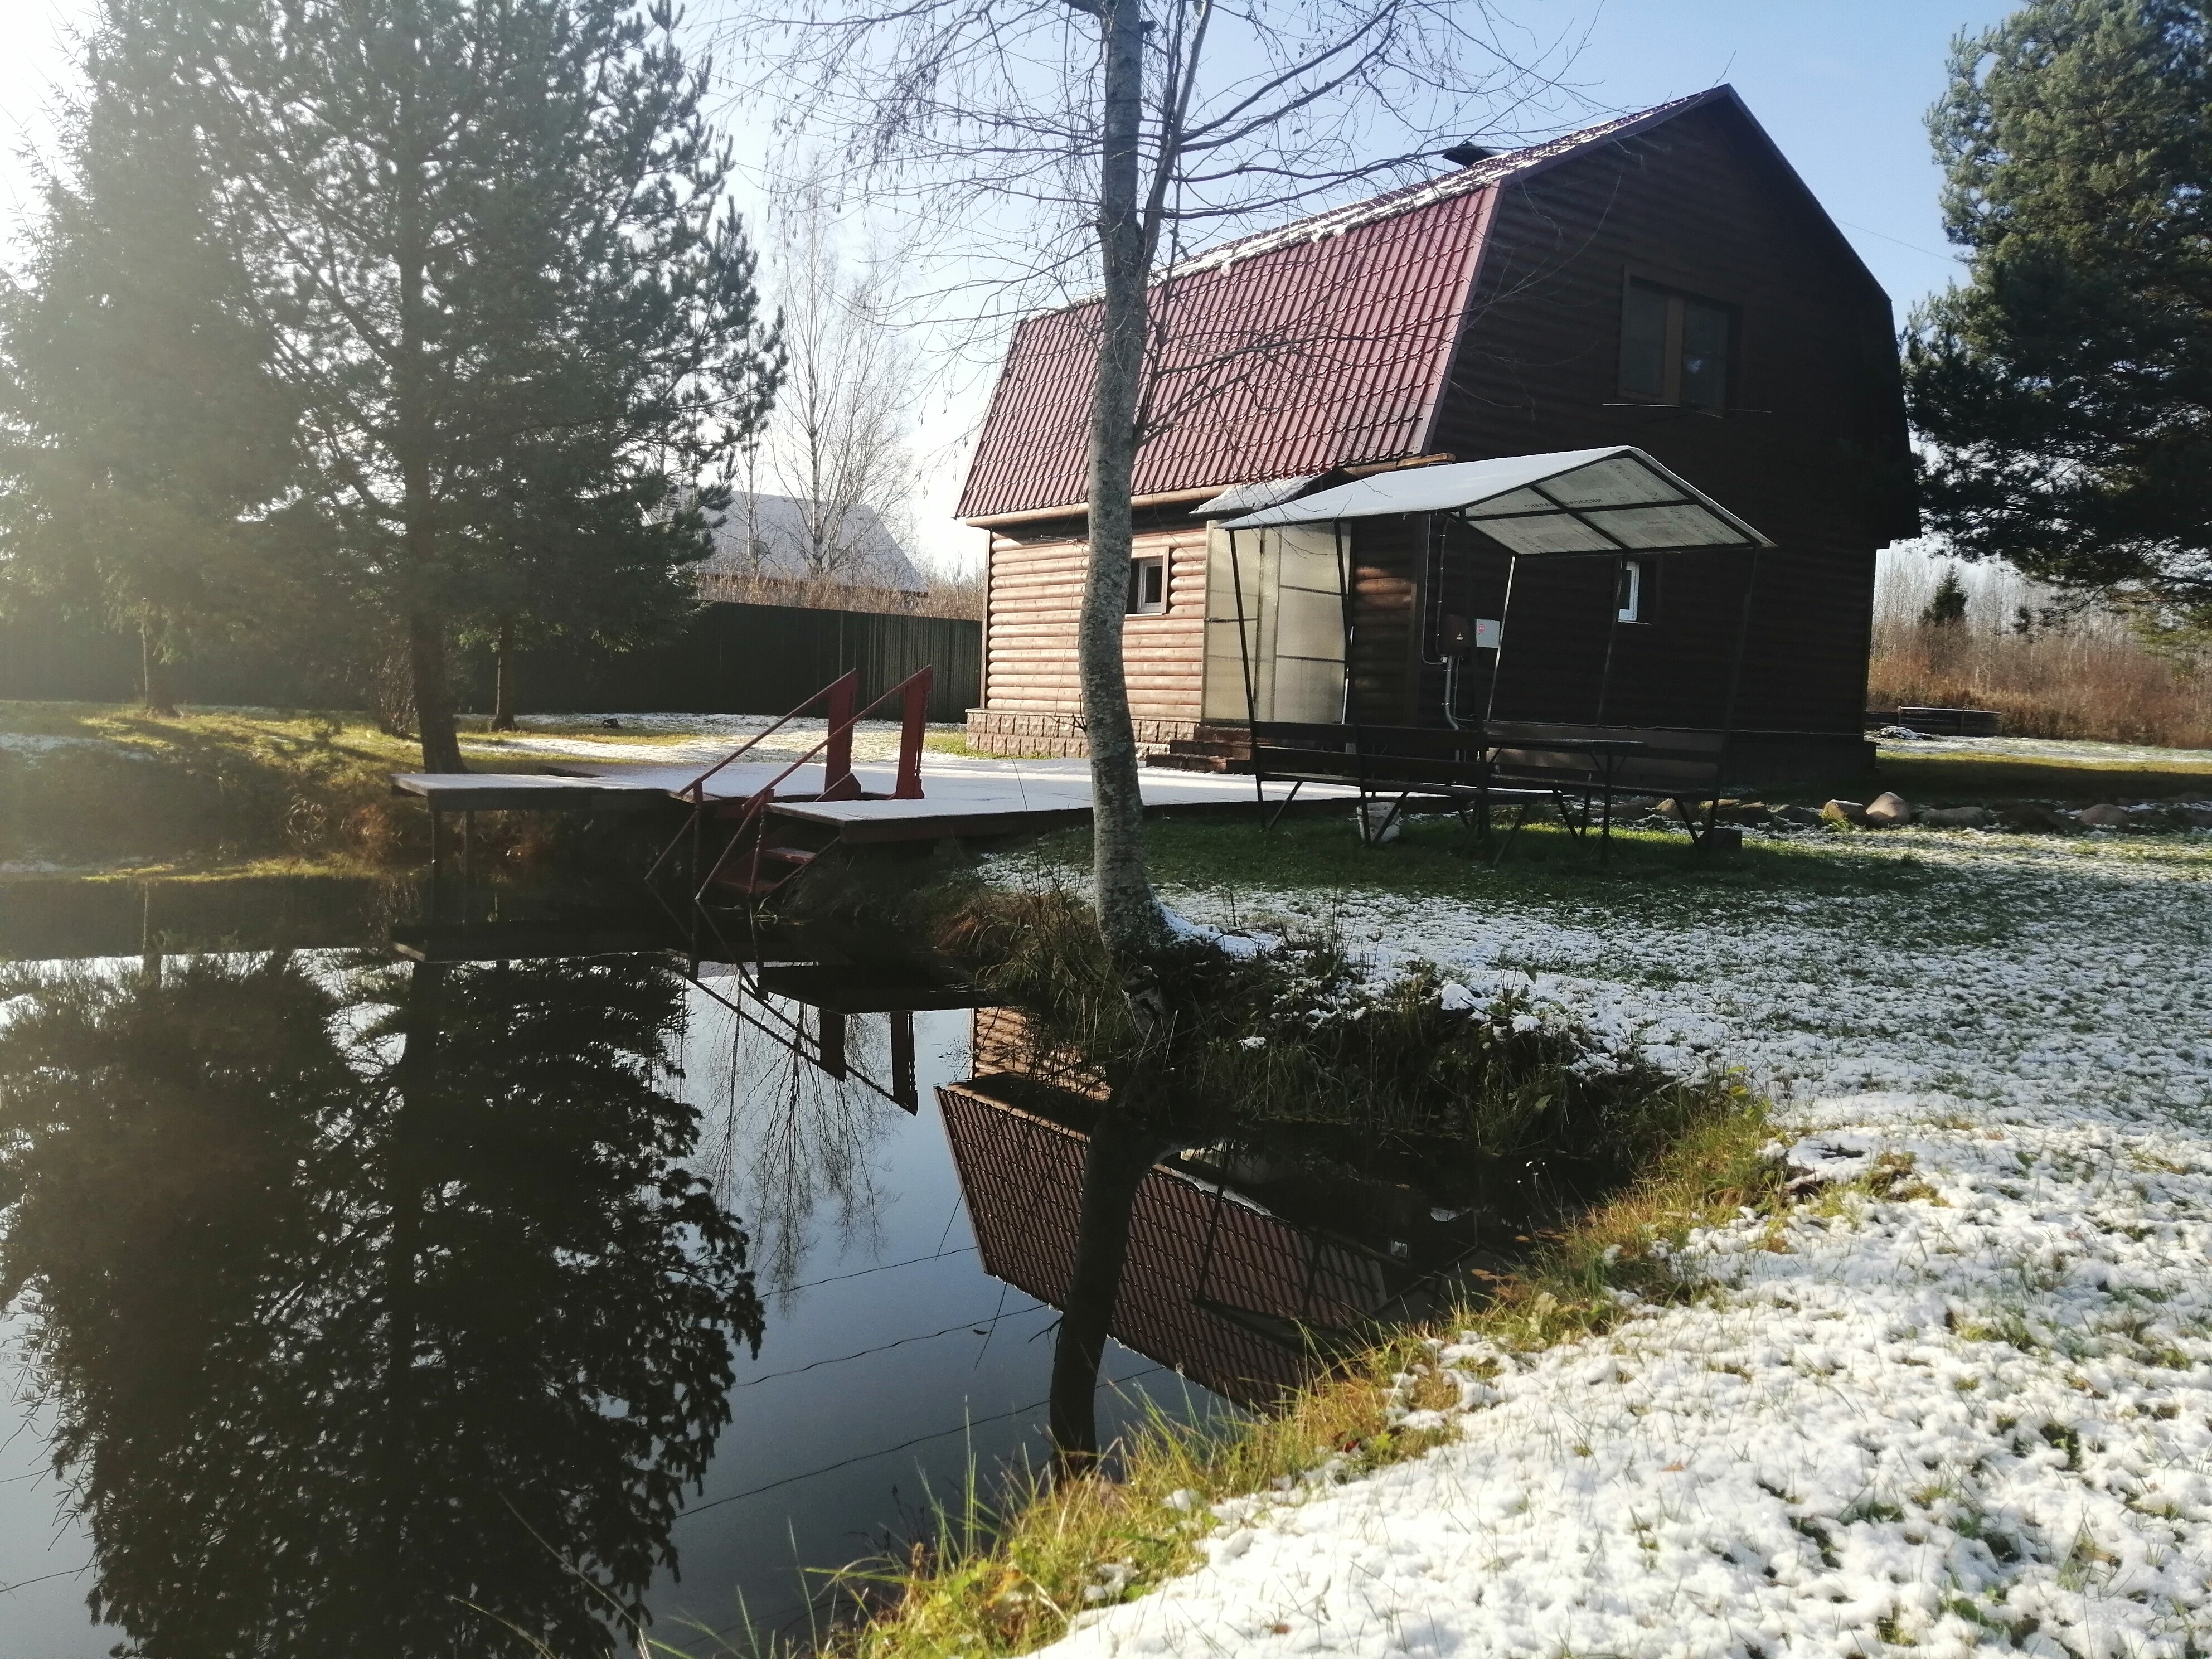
(1127, 554, 1168, 615)
(1620, 280, 1734, 411)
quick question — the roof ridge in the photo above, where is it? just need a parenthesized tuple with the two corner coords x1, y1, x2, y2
(1160, 88, 1729, 282)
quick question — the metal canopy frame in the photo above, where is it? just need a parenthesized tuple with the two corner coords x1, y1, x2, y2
(1214, 447, 1775, 850)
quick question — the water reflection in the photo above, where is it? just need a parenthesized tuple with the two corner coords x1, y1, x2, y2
(945, 1010, 1508, 1460)
(0, 950, 762, 1656)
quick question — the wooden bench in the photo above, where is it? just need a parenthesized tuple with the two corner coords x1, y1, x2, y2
(1234, 720, 1734, 856)
(1238, 721, 1556, 851)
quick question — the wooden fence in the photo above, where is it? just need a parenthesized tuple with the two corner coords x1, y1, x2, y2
(0, 601, 981, 724)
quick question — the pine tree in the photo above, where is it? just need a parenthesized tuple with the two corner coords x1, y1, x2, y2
(1905, 0, 2212, 633)
(17, 0, 780, 770)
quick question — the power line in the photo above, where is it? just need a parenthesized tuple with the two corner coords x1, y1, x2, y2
(734, 1300, 1050, 1390)
(675, 1365, 1170, 1522)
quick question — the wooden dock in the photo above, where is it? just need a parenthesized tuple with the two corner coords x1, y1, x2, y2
(390, 754, 1355, 845)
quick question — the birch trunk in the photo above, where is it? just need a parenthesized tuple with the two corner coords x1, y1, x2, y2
(1080, 0, 1170, 968)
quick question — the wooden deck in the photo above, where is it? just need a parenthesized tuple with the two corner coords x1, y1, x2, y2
(390, 754, 1355, 843)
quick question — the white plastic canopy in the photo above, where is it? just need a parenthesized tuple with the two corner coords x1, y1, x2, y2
(1218, 446, 1772, 555)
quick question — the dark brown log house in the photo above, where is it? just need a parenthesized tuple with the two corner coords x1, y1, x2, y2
(957, 88, 1917, 777)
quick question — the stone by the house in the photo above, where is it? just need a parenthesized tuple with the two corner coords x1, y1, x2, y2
(1863, 792, 1912, 827)
(1821, 799, 1867, 827)
(1917, 804, 1991, 828)
(2182, 806, 2212, 829)
(1771, 804, 1826, 828)
(2078, 803, 2128, 828)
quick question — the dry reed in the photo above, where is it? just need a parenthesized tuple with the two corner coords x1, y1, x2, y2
(1869, 547, 2211, 748)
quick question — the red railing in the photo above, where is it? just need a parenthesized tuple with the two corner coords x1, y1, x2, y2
(647, 667, 934, 898)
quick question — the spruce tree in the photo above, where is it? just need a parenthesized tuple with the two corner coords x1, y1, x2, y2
(1906, 0, 2212, 632)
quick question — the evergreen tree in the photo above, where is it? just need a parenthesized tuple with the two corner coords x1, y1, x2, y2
(1905, 0, 2212, 632)
(0, 75, 307, 714)
(1923, 565, 1971, 627)
(19, 0, 779, 769)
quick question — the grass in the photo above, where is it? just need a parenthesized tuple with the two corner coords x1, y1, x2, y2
(1020, 811, 1941, 912)
(0, 701, 599, 875)
(0, 702, 432, 874)
(759, 1080, 1784, 1659)
(1860, 749, 2212, 804)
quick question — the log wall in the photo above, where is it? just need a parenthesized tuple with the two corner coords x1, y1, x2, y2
(974, 528, 1209, 753)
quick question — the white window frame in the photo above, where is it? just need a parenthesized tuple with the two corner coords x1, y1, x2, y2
(1128, 553, 1168, 615)
(1616, 558, 1645, 624)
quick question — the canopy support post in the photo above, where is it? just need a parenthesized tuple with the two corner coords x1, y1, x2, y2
(1595, 553, 1625, 725)
(1482, 552, 1520, 727)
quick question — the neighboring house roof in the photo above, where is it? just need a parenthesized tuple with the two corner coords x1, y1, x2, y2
(958, 87, 1852, 523)
(700, 492, 929, 593)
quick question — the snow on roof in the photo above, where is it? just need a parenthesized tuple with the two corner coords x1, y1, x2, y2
(701, 493, 928, 593)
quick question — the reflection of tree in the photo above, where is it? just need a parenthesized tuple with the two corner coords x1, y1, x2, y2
(688, 995, 892, 1301)
(0, 951, 762, 1656)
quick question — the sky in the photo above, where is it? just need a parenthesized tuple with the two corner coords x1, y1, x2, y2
(0, 0, 2019, 577)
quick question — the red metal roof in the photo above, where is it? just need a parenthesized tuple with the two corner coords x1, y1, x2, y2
(958, 91, 1725, 522)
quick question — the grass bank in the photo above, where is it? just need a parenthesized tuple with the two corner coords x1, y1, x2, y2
(784, 1081, 1790, 1659)
(686, 886, 1784, 1658)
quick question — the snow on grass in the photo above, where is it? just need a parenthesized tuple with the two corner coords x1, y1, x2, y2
(1021, 830, 2212, 1658)
(1876, 732, 2212, 770)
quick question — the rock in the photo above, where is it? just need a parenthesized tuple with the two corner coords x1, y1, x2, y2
(1717, 800, 1770, 826)
(2078, 802, 2128, 828)
(1862, 791, 1912, 827)
(1770, 804, 1825, 828)
(1917, 804, 1991, 828)
(2182, 807, 2212, 829)
(1821, 799, 1867, 827)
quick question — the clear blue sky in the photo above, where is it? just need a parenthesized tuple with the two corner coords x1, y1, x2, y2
(0, 0, 2019, 565)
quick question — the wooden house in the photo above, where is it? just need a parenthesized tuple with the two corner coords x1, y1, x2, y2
(957, 88, 1915, 777)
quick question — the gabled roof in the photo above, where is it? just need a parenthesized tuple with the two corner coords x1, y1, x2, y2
(701, 492, 928, 593)
(959, 86, 1881, 525)
(959, 91, 1736, 523)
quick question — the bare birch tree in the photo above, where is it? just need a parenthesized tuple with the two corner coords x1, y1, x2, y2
(733, 0, 1567, 972)
(739, 162, 923, 584)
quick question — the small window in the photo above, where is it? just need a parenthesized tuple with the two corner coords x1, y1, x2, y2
(1616, 559, 1646, 624)
(1127, 554, 1167, 615)
(1619, 279, 1735, 410)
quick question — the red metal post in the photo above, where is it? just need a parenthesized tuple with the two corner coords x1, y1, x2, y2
(821, 670, 860, 800)
(893, 667, 932, 799)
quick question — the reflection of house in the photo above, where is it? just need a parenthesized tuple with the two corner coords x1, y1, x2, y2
(698, 492, 930, 609)
(938, 1078, 1387, 1405)
(958, 89, 1915, 772)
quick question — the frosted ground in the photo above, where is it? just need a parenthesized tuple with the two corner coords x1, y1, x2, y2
(1005, 827, 2212, 1658)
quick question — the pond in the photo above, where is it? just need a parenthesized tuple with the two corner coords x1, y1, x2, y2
(0, 879, 1506, 1655)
